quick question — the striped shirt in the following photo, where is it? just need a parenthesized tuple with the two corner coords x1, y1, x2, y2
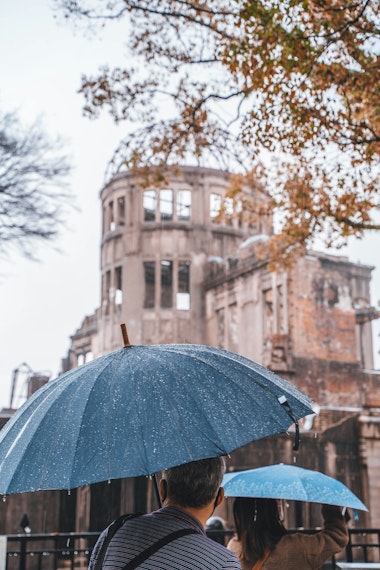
(89, 506, 240, 569)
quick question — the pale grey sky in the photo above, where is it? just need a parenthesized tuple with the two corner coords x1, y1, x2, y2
(0, 0, 379, 409)
(0, 0, 126, 407)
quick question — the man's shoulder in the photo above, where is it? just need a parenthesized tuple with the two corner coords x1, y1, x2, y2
(92, 510, 241, 570)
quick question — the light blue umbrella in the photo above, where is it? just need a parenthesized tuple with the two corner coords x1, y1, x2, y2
(0, 344, 313, 495)
(222, 463, 368, 511)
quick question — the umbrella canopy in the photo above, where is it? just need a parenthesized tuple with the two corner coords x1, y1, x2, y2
(222, 463, 368, 511)
(0, 344, 313, 494)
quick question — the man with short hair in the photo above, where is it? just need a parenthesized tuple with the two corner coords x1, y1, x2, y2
(89, 457, 240, 569)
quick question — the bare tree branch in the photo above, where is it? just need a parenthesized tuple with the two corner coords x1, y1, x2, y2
(0, 111, 73, 260)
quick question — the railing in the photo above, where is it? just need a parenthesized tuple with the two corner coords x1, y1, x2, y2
(5, 532, 99, 570)
(3, 528, 380, 570)
(346, 530, 380, 563)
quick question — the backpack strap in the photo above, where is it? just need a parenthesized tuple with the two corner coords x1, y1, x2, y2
(252, 548, 271, 570)
(93, 513, 142, 570)
(121, 528, 199, 570)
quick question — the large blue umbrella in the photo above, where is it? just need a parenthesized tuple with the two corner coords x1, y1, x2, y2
(0, 344, 313, 495)
(222, 463, 367, 511)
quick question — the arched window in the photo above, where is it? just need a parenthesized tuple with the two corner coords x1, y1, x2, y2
(177, 190, 191, 221)
(143, 190, 156, 221)
(160, 189, 173, 221)
(210, 193, 222, 221)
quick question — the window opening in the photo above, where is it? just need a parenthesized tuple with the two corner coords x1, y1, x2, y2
(160, 189, 173, 221)
(106, 271, 111, 299)
(161, 260, 173, 308)
(77, 351, 93, 366)
(177, 190, 191, 221)
(104, 270, 111, 315)
(115, 266, 123, 305)
(236, 199, 243, 227)
(109, 201, 115, 231)
(143, 190, 156, 221)
(144, 262, 155, 308)
(216, 308, 225, 347)
(117, 197, 125, 226)
(102, 206, 107, 234)
(210, 193, 222, 221)
(85, 351, 93, 363)
(177, 261, 190, 310)
(224, 197, 234, 225)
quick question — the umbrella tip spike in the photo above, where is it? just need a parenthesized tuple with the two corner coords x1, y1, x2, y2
(120, 323, 131, 347)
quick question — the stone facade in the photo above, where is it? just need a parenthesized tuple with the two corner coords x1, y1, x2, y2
(68, 166, 272, 360)
(204, 247, 377, 408)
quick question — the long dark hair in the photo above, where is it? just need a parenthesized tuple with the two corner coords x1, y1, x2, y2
(233, 497, 287, 561)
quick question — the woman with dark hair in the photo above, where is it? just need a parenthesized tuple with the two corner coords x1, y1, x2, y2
(227, 497, 348, 570)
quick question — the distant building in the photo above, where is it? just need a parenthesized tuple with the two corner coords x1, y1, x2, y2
(66, 165, 272, 362)
(1, 165, 380, 536)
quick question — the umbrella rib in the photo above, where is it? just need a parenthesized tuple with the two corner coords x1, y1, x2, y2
(69, 351, 123, 488)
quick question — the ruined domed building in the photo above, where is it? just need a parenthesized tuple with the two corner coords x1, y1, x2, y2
(63, 165, 380, 533)
(1, 165, 380, 540)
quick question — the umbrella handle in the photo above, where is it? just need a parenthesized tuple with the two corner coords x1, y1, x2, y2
(278, 396, 300, 451)
(120, 323, 131, 347)
(293, 420, 300, 451)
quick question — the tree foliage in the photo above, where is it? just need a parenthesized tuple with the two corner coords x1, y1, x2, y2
(56, 0, 379, 265)
(0, 111, 72, 259)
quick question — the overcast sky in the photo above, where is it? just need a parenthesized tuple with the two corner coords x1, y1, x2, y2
(0, 0, 379, 410)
